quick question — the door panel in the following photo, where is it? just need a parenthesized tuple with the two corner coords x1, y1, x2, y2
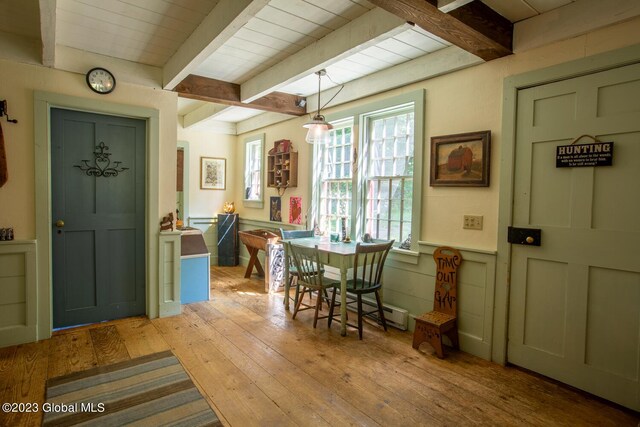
(509, 63, 640, 411)
(52, 108, 145, 328)
(63, 231, 97, 310)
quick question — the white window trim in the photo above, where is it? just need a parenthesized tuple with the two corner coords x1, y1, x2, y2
(243, 133, 265, 209)
(311, 90, 425, 254)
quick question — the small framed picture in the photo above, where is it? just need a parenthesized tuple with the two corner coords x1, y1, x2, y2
(430, 130, 491, 187)
(270, 197, 282, 222)
(289, 196, 302, 224)
(200, 157, 226, 190)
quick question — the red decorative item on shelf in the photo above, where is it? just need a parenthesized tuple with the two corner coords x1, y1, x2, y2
(275, 139, 291, 153)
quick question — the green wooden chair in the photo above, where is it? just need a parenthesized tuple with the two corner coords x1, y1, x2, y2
(280, 228, 317, 308)
(328, 240, 394, 339)
(284, 242, 339, 328)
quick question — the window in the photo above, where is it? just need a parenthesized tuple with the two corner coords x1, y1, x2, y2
(312, 91, 424, 251)
(317, 120, 353, 235)
(363, 108, 414, 243)
(243, 134, 264, 208)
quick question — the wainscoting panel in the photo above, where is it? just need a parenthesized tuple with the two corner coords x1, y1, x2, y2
(0, 241, 37, 348)
(158, 232, 181, 317)
(384, 242, 496, 360)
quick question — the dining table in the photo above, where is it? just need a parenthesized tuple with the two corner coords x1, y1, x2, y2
(282, 236, 358, 336)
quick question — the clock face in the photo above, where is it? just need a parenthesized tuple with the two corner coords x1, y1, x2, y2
(86, 68, 116, 94)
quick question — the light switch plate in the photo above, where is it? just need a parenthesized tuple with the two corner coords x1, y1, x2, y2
(463, 215, 483, 230)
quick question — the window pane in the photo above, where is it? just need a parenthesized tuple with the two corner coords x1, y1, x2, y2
(377, 221, 389, 240)
(379, 180, 389, 199)
(390, 200, 401, 220)
(403, 200, 412, 222)
(384, 139, 394, 157)
(384, 117, 395, 137)
(391, 179, 402, 199)
(379, 199, 389, 220)
(390, 221, 400, 241)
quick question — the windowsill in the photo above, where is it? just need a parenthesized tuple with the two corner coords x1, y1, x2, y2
(243, 199, 264, 209)
(388, 247, 420, 265)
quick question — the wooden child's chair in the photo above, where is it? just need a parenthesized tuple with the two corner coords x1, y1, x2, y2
(413, 246, 462, 358)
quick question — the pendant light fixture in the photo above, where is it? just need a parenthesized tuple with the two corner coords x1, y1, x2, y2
(303, 69, 333, 144)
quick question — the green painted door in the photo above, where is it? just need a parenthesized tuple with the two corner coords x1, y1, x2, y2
(508, 63, 640, 411)
(51, 108, 146, 329)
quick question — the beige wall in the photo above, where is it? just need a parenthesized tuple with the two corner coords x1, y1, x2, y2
(0, 58, 177, 239)
(177, 127, 236, 219)
(235, 121, 312, 228)
(235, 16, 640, 252)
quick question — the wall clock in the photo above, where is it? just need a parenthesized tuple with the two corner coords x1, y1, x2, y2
(86, 67, 116, 94)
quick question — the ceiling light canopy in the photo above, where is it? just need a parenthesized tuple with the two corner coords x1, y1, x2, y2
(304, 70, 333, 144)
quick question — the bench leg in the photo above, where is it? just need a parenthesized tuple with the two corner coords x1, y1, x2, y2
(445, 326, 459, 350)
(412, 320, 427, 349)
(428, 329, 445, 359)
(413, 320, 445, 358)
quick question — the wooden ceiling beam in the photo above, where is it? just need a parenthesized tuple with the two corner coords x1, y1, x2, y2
(174, 75, 306, 116)
(368, 0, 512, 61)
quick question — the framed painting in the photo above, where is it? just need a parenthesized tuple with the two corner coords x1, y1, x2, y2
(200, 157, 226, 190)
(270, 196, 282, 222)
(289, 196, 302, 224)
(430, 130, 491, 187)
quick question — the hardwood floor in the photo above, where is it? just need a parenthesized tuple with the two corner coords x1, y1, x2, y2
(1, 265, 638, 426)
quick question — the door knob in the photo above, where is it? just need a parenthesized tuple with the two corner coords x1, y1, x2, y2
(525, 236, 534, 244)
(55, 220, 65, 228)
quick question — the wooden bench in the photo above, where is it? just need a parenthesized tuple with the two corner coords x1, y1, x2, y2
(413, 246, 462, 358)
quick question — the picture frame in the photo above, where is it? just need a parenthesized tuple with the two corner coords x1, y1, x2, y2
(200, 157, 226, 190)
(270, 196, 282, 222)
(430, 130, 491, 187)
(289, 196, 302, 224)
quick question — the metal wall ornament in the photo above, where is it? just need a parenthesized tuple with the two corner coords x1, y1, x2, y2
(74, 141, 129, 177)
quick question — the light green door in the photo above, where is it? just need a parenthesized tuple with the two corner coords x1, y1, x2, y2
(508, 63, 640, 411)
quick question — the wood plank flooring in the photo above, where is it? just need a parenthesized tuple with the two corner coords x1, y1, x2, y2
(0, 265, 638, 426)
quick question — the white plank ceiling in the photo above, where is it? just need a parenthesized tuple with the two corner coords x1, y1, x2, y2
(0, 0, 591, 131)
(55, 0, 220, 66)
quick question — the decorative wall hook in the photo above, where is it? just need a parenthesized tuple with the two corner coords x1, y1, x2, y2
(0, 100, 18, 123)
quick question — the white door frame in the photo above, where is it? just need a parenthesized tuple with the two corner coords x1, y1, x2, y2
(494, 43, 640, 364)
(34, 91, 161, 340)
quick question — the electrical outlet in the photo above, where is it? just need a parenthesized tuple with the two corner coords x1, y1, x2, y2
(463, 215, 483, 230)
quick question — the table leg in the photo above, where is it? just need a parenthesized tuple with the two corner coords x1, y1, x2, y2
(340, 262, 348, 337)
(244, 247, 258, 278)
(244, 246, 265, 278)
(283, 243, 290, 310)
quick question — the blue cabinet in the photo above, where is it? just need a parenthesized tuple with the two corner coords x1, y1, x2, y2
(180, 228, 210, 304)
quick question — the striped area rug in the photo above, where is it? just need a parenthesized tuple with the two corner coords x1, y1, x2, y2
(43, 350, 221, 426)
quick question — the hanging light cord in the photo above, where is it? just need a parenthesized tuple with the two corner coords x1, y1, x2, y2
(321, 73, 345, 111)
(307, 71, 345, 121)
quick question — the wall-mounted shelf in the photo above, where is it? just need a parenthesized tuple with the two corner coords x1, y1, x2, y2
(267, 140, 298, 191)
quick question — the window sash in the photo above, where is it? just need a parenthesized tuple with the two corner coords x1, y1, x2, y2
(363, 109, 414, 244)
(364, 177, 412, 243)
(317, 122, 353, 235)
(244, 139, 262, 201)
